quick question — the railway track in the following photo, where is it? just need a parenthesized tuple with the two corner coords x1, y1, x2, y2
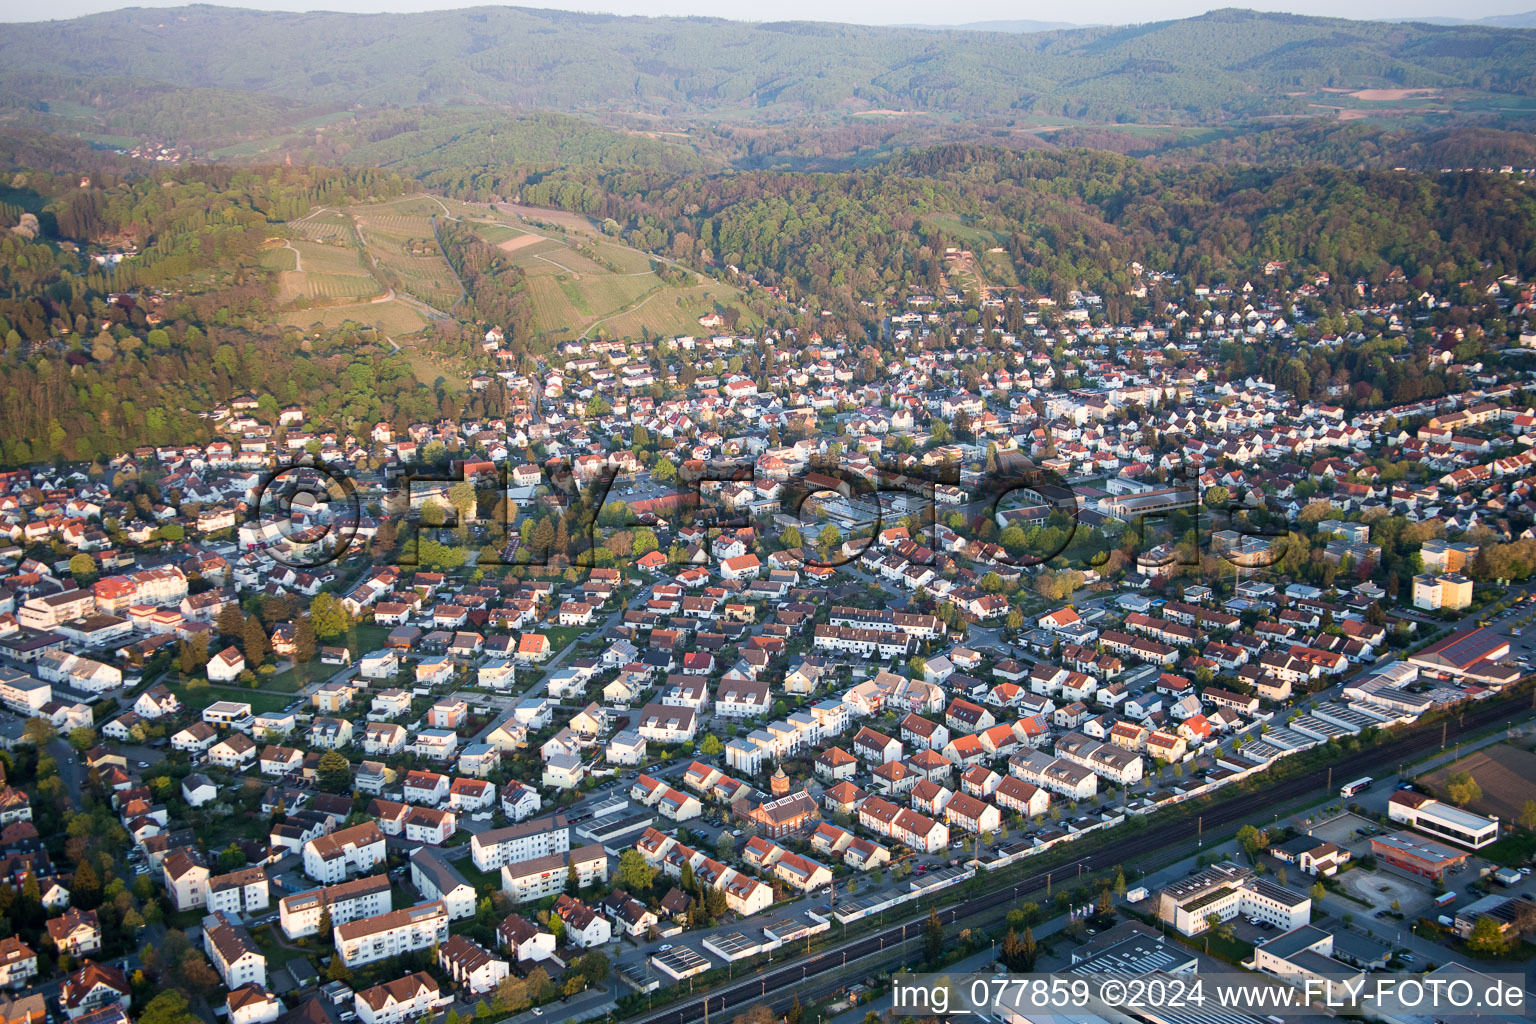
(629, 685, 1535, 1024)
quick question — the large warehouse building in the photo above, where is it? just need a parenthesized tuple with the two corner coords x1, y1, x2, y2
(1407, 628, 1520, 685)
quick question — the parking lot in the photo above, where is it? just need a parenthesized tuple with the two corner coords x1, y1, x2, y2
(1299, 810, 1379, 852)
(1338, 867, 1425, 916)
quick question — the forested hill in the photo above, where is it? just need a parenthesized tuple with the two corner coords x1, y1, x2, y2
(2, 5, 1535, 124)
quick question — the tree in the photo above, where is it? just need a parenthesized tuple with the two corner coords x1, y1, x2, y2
(178, 951, 222, 998)
(1203, 485, 1230, 509)
(137, 992, 201, 1024)
(576, 951, 610, 986)
(293, 614, 317, 667)
(1466, 916, 1509, 954)
(242, 616, 269, 669)
(22, 718, 53, 747)
(923, 907, 944, 963)
(615, 849, 656, 893)
(217, 603, 245, 640)
(1521, 800, 1536, 832)
(715, 831, 736, 861)
(68, 553, 97, 581)
(326, 955, 353, 983)
(309, 592, 349, 639)
(317, 900, 333, 942)
(699, 734, 723, 756)
(317, 750, 352, 793)
(1310, 881, 1327, 903)
(72, 859, 102, 909)
(494, 976, 529, 1013)
(1000, 927, 1037, 971)
(632, 527, 659, 558)
(1446, 771, 1483, 808)
(1236, 825, 1269, 862)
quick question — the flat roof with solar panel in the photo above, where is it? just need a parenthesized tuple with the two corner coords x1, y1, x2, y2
(650, 945, 711, 980)
(577, 812, 654, 843)
(1411, 627, 1509, 672)
(1068, 935, 1198, 975)
(762, 911, 831, 943)
(702, 931, 771, 961)
(909, 864, 973, 891)
(830, 891, 894, 921)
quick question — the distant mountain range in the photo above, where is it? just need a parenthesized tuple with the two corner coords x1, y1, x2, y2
(1, 4, 1534, 128)
(895, 19, 1083, 32)
(1402, 9, 1536, 24)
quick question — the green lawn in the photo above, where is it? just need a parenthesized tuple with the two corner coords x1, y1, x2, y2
(251, 923, 315, 967)
(1481, 830, 1536, 868)
(538, 625, 589, 653)
(346, 622, 393, 653)
(166, 682, 295, 714)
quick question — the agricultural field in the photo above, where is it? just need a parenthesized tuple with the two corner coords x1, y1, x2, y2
(293, 272, 382, 301)
(288, 208, 355, 243)
(259, 246, 296, 271)
(264, 237, 381, 304)
(597, 283, 756, 340)
(267, 194, 753, 342)
(1419, 743, 1536, 825)
(453, 202, 754, 341)
(293, 238, 372, 275)
(351, 199, 463, 312)
(279, 299, 428, 336)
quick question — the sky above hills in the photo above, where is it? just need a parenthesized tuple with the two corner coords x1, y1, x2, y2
(0, 0, 1533, 28)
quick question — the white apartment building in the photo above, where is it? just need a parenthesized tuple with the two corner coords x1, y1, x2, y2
(302, 822, 387, 883)
(203, 914, 267, 990)
(499, 846, 608, 904)
(162, 849, 209, 911)
(469, 813, 570, 872)
(409, 849, 476, 921)
(334, 901, 450, 968)
(278, 874, 392, 940)
(205, 867, 269, 917)
(355, 973, 447, 1024)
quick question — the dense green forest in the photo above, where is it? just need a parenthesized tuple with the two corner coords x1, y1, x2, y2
(263, 110, 712, 175)
(203, 106, 1536, 179)
(500, 145, 1536, 315)
(436, 219, 535, 346)
(2, 6, 1535, 129)
(0, 140, 432, 462)
(1049, 122, 1536, 169)
(0, 71, 327, 152)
